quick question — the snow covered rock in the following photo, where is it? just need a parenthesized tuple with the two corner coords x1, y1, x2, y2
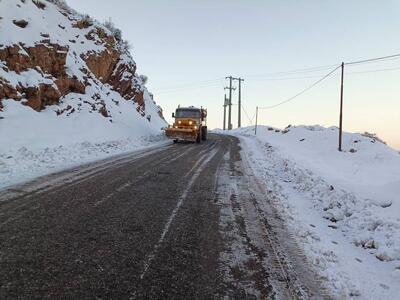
(0, 0, 163, 119)
(0, 0, 167, 188)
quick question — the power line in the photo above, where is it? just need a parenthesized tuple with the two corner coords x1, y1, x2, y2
(246, 63, 339, 79)
(249, 73, 334, 82)
(251, 110, 257, 123)
(347, 65, 400, 75)
(156, 77, 224, 91)
(241, 105, 253, 126)
(159, 62, 400, 94)
(152, 52, 400, 97)
(345, 53, 400, 66)
(259, 65, 341, 109)
(154, 53, 400, 92)
(156, 82, 223, 94)
(246, 64, 400, 83)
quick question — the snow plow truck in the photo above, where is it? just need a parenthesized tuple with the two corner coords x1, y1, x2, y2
(165, 106, 207, 143)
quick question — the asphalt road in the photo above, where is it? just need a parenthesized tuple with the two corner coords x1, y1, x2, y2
(0, 134, 325, 299)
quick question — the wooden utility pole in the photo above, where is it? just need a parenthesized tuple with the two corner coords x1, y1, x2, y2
(338, 62, 344, 151)
(255, 106, 259, 135)
(225, 76, 234, 130)
(233, 77, 244, 128)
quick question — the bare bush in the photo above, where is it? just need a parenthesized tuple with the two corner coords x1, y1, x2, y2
(361, 132, 387, 145)
(103, 18, 122, 41)
(120, 40, 131, 52)
(81, 14, 93, 27)
(139, 75, 148, 84)
(46, 0, 75, 14)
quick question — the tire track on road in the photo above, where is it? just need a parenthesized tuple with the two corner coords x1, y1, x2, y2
(140, 147, 219, 280)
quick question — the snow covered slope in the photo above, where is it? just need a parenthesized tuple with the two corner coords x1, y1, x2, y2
(226, 125, 400, 299)
(0, 0, 167, 188)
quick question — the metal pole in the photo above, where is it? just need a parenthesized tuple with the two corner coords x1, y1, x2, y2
(255, 106, 258, 135)
(339, 62, 344, 151)
(228, 76, 233, 130)
(223, 95, 227, 130)
(238, 78, 243, 128)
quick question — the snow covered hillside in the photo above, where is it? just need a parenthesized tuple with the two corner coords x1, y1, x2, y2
(226, 125, 400, 299)
(0, 0, 167, 188)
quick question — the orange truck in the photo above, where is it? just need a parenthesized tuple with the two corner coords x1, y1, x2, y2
(165, 106, 207, 143)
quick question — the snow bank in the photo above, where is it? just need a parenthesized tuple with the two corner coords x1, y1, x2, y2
(224, 125, 400, 299)
(0, 99, 167, 189)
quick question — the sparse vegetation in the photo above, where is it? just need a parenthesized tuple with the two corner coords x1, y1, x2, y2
(361, 132, 387, 144)
(139, 75, 148, 84)
(80, 14, 93, 28)
(46, 0, 73, 14)
(32, 0, 46, 9)
(120, 40, 131, 52)
(103, 18, 122, 42)
(103, 18, 134, 53)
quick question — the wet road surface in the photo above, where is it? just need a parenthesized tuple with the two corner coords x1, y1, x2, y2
(0, 134, 325, 299)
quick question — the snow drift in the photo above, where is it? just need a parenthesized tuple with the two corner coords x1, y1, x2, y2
(225, 125, 400, 299)
(0, 0, 167, 188)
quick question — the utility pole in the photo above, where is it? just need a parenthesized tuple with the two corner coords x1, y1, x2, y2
(338, 62, 344, 151)
(255, 106, 259, 135)
(232, 77, 244, 128)
(223, 93, 228, 130)
(225, 76, 234, 130)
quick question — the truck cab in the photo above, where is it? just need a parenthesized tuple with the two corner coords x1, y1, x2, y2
(165, 106, 207, 143)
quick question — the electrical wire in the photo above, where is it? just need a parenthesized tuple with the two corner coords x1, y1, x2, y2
(249, 73, 336, 82)
(246, 64, 339, 79)
(241, 105, 253, 126)
(155, 64, 340, 93)
(345, 53, 400, 66)
(246, 65, 400, 82)
(156, 82, 223, 94)
(259, 65, 341, 109)
(251, 110, 257, 123)
(347, 65, 400, 75)
(156, 77, 224, 92)
(153, 52, 400, 94)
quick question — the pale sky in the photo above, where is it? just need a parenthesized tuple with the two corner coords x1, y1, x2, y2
(67, 0, 400, 149)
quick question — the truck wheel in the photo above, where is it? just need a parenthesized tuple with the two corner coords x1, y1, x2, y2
(201, 126, 207, 141)
(196, 130, 201, 143)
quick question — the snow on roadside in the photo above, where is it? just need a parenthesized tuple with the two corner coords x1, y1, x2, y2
(221, 125, 400, 299)
(0, 134, 168, 190)
(0, 99, 168, 190)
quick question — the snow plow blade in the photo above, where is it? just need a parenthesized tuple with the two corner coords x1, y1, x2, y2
(165, 127, 197, 142)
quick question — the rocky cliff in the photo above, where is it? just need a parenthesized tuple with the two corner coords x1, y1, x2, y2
(0, 0, 164, 122)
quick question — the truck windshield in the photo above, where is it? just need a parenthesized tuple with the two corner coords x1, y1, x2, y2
(175, 109, 201, 118)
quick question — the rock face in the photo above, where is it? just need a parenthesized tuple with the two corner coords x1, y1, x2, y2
(0, 43, 85, 110)
(0, 0, 163, 122)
